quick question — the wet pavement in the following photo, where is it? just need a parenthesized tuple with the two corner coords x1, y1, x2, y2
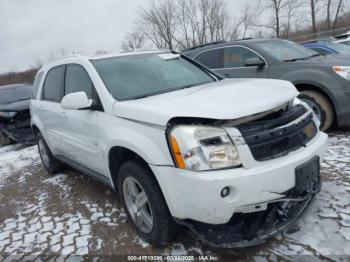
(0, 130, 349, 260)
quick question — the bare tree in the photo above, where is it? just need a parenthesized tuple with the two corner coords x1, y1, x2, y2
(281, 0, 304, 37)
(327, 0, 332, 29)
(325, 0, 345, 30)
(121, 30, 145, 51)
(266, 0, 289, 37)
(310, 0, 318, 32)
(332, 0, 344, 29)
(140, 0, 177, 50)
(236, 3, 265, 39)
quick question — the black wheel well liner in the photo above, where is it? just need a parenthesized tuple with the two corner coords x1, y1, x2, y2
(294, 83, 338, 125)
(108, 146, 155, 191)
(31, 125, 40, 137)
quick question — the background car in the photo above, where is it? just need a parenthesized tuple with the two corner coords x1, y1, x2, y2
(0, 83, 35, 146)
(333, 31, 350, 45)
(301, 39, 350, 55)
(182, 38, 350, 131)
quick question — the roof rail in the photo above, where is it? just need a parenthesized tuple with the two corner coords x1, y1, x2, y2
(182, 40, 227, 52)
(61, 53, 82, 59)
(120, 48, 168, 54)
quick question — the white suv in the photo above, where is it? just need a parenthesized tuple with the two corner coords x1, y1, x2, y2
(31, 51, 328, 248)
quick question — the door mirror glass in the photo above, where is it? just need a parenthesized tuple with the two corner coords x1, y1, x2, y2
(61, 91, 92, 110)
(244, 57, 265, 67)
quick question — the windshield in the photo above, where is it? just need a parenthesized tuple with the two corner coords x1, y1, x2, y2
(257, 40, 316, 61)
(92, 53, 215, 101)
(328, 43, 350, 54)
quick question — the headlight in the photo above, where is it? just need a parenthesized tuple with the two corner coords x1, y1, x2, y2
(333, 66, 350, 80)
(0, 112, 17, 118)
(169, 126, 241, 171)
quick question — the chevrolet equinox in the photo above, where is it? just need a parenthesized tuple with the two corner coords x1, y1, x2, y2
(31, 51, 328, 248)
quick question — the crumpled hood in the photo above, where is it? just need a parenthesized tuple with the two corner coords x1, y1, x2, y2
(114, 78, 299, 126)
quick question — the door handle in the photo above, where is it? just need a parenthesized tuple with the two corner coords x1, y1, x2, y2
(61, 111, 67, 119)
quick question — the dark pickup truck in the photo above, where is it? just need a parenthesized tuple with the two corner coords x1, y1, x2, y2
(0, 84, 35, 146)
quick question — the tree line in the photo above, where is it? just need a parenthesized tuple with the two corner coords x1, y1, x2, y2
(1, 0, 349, 86)
(121, 0, 350, 51)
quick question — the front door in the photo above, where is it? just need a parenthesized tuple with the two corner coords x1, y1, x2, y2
(60, 64, 104, 174)
(214, 46, 269, 78)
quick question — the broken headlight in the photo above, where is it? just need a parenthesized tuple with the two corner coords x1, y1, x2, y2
(169, 126, 241, 171)
(0, 112, 17, 118)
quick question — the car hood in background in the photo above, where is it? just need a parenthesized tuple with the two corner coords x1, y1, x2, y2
(114, 79, 298, 126)
(0, 100, 31, 112)
(286, 54, 350, 66)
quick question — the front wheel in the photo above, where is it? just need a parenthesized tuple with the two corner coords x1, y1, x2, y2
(37, 133, 64, 174)
(299, 90, 334, 131)
(118, 160, 177, 246)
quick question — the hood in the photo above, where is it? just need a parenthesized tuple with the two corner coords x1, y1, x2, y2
(289, 54, 350, 66)
(114, 78, 299, 126)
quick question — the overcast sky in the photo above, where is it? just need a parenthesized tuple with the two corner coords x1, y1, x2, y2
(0, 0, 248, 73)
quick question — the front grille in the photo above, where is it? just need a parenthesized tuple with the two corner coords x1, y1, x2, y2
(238, 105, 317, 161)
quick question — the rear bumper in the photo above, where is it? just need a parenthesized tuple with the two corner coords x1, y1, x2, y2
(150, 132, 328, 225)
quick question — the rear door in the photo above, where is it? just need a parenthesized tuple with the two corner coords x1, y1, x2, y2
(35, 66, 65, 155)
(60, 64, 104, 174)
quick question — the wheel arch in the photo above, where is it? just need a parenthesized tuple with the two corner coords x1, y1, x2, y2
(108, 146, 160, 192)
(31, 124, 40, 137)
(293, 82, 338, 126)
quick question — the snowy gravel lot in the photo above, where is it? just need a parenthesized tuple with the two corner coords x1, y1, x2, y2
(0, 130, 349, 260)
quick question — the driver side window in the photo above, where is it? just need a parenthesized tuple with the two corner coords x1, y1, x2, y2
(65, 65, 93, 99)
(224, 46, 263, 68)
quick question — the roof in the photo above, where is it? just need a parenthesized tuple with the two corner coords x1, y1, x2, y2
(182, 38, 284, 56)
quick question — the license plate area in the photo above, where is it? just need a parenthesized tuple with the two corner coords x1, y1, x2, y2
(295, 156, 321, 193)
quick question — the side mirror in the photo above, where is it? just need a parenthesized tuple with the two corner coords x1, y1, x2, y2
(244, 57, 265, 67)
(61, 92, 92, 110)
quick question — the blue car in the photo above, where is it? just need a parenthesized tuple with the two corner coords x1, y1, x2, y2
(302, 40, 350, 55)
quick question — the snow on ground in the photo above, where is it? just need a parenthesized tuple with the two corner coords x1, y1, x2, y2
(0, 131, 349, 258)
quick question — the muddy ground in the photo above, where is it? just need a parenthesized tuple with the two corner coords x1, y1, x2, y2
(0, 130, 349, 261)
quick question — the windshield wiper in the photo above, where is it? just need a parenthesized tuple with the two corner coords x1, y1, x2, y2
(283, 57, 307, 62)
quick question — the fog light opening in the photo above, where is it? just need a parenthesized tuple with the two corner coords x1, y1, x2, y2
(221, 187, 230, 198)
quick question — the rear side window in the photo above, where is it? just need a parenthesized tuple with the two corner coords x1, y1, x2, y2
(65, 65, 93, 99)
(224, 46, 263, 68)
(43, 66, 65, 102)
(32, 72, 44, 99)
(195, 49, 224, 69)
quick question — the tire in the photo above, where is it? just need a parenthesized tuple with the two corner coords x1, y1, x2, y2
(0, 132, 12, 147)
(299, 90, 334, 131)
(118, 160, 177, 246)
(37, 133, 64, 174)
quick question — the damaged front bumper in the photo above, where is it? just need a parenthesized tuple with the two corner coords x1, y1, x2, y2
(175, 191, 317, 248)
(0, 119, 35, 144)
(174, 156, 321, 248)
